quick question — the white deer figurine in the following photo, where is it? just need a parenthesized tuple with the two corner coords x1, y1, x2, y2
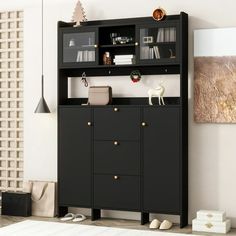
(148, 82, 165, 105)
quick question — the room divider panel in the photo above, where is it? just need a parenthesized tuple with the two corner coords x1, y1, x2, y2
(0, 11, 24, 191)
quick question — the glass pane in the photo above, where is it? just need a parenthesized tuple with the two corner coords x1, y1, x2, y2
(63, 32, 95, 63)
(140, 27, 176, 60)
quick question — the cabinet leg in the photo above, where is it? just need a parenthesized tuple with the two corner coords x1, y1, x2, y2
(91, 209, 101, 221)
(180, 212, 188, 228)
(141, 212, 149, 225)
(58, 206, 68, 217)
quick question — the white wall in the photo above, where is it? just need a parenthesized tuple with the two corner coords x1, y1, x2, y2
(1, 0, 236, 226)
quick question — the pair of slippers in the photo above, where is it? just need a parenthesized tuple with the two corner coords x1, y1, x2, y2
(149, 219, 173, 230)
(60, 213, 86, 222)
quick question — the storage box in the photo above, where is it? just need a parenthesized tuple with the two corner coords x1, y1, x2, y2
(2, 192, 31, 217)
(197, 210, 226, 222)
(88, 86, 112, 105)
(192, 218, 231, 234)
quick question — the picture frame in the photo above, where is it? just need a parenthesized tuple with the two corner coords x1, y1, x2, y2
(143, 36, 153, 44)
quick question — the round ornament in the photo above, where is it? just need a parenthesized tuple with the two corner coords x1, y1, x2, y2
(152, 7, 166, 21)
(130, 70, 141, 83)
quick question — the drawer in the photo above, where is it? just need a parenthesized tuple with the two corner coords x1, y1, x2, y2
(94, 175, 140, 211)
(94, 107, 140, 140)
(94, 141, 140, 175)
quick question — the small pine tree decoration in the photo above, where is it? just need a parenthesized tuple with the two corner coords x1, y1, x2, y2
(72, 0, 87, 27)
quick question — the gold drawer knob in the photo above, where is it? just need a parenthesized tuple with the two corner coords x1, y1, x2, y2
(114, 107, 119, 112)
(135, 42, 139, 46)
(87, 122, 92, 126)
(114, 141, 119, 146)
(141, 122, 147, 127)
(94, 44, 98, 48)
(114, 175, 119, 180)
(205, 223, 213, 229)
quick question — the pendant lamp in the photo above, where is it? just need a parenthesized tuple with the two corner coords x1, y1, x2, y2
(35, 0, 50, 113)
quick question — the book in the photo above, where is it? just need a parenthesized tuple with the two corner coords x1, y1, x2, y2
(153, 46, 160, 59)
(169, 27, 176, 42)
(114, 54, 134, 59)
(140, 46, 150, 59)
(156, 28, 164, 42)
(114, 61, 133, 65)
(164, 28, 170, 42)
(113, 59, 134, 63)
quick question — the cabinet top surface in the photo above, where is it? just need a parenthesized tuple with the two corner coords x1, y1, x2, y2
(58, 12, 187, 28)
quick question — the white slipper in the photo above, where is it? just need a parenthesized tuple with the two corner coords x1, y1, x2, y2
(159, 220, 173, 230)
(72, 214, 86, 222)
(149, 219, 161, 229)
(60, 213, 75, 221)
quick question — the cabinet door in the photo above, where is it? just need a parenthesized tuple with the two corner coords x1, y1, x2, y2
(59, 27, 98, 68)
(143, 107, 180, 214)
(136, 22, 179, 65)
(58, 107, 92, 207)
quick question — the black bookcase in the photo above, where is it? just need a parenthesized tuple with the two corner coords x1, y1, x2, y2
(58, 12, 188, 227)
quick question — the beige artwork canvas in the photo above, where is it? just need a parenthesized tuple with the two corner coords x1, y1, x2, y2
(194, 28, 236, 123)
(194, 56, 236, 123)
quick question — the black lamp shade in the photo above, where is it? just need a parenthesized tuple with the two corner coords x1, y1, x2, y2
(35, 97, 50, 113)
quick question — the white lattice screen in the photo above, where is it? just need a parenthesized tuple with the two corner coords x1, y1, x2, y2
(0, 11, 24, 191)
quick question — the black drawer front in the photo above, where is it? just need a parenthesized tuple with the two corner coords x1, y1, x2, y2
(94, 107, 140, 140)
(94, 175, 140, 211)
(94, 141, 140, 175)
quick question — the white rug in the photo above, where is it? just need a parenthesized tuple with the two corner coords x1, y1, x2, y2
(0, 220, 194, 236)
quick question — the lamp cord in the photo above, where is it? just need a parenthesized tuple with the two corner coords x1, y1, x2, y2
(41, 0, 44, 97)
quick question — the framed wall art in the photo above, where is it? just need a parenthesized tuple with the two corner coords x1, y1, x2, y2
(194, 28, 236, 123)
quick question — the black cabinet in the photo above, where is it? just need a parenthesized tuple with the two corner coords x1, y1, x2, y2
(143, 107, 180, 214)
(58, 15, 185, 76)
(94, 175, 140, 211)
(58, 107, 92, 207)
(58, 13, 188, 227)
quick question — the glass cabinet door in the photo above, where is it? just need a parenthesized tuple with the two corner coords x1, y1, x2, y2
(62, 30, 97, 65)
(138, 25, 178, 63)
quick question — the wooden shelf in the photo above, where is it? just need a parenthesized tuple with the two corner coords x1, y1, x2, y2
(99, 43, 135, 48)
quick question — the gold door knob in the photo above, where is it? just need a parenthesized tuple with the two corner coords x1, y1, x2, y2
(135, 42, 139, 46)
(141, 122, 146, 127)
(114, 107, 119, 112)
(114, 175, 119, 180)
(205, 223, 213, 229)
(94, 44, 98, 48)
(114, 141, 119, 146)
(87, 122, 92, 126)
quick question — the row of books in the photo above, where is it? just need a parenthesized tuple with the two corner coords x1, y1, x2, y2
(156, 27, 176, 43)
(113, 54, 135, 65)
(76, 50, 95, 62)
(140, 46, 160, 60)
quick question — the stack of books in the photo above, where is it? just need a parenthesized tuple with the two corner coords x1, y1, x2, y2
(113, 54, 135, 65)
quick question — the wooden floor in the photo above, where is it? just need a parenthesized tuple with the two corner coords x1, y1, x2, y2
(0, 215, 235, 235)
